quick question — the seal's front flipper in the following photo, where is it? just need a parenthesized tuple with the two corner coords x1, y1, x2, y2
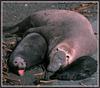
(50, 56, 97, 80)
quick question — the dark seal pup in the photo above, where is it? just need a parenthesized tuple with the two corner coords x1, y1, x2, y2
(50, 56, 97, 80)
(8, 33, 47, 75)
(4, 10, 97, 75)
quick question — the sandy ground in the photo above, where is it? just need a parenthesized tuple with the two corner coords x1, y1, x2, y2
(2, 1, 99, 87)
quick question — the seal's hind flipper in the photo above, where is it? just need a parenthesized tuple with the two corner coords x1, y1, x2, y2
(50, 56, 97, 80)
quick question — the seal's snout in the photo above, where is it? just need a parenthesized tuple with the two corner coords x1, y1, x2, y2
(13, 57, 26, 76)
(13, 57, 26, 69)
(48, 50, 67, 72)
(47, 64, 61, 72)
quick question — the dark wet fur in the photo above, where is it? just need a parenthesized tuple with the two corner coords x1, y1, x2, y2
(8, 33, 47, 74)
(50, 56, 97, 80)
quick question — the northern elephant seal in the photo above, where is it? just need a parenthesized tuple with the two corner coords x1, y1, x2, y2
(4, 10, 97, 74)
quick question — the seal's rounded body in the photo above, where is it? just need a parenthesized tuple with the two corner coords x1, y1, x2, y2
(8, 33, 47, 75)
(25, 10, 97, 72)
(5, 10, 97, 73)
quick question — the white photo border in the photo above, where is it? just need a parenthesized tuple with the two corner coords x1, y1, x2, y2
(1, 1, 99, 87)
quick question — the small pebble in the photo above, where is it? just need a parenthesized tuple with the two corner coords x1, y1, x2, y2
(18, 79, 21, 81)
(51, 5, 55, 8)
(25, 4, 28, 7)
(91, 77, 95, 79)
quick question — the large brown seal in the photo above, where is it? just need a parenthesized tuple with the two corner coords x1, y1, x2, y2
(4, 10, 97, 74)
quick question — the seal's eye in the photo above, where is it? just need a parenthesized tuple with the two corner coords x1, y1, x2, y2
(56, 48, 59, 51)
(66, 55, 69, 58)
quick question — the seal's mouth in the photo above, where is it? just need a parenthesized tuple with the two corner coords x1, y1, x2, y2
(18, 69, 25, 76)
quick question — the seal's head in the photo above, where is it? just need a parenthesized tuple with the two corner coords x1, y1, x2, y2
(47, 44, 72, 72)
(9, 56, 26, 76)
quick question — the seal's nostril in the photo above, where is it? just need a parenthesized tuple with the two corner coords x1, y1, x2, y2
(21, 62, 23, 65)
(14, 61, 17, 64)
